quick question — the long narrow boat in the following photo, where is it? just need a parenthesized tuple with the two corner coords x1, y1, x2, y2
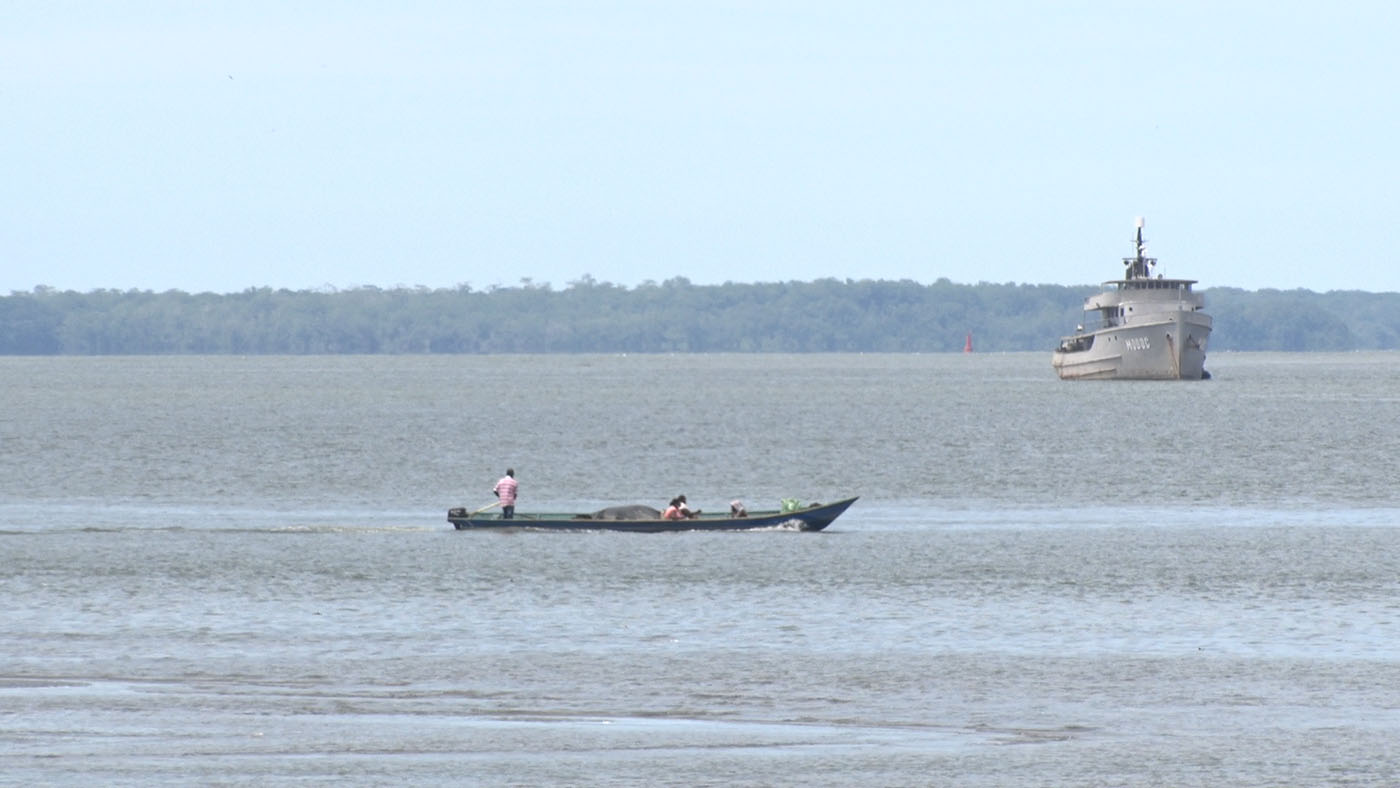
(447, 497, 859, 532)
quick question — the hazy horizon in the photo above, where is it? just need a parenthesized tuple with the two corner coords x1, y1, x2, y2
(9, 274, 1394, 298)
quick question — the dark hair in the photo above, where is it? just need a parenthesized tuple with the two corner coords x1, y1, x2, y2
(506, 468, 514, 476)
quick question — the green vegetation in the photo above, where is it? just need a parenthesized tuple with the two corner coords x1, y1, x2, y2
(2, 278, 1396, 354)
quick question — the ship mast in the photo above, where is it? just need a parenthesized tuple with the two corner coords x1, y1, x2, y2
(1124, 217, 1156, 279)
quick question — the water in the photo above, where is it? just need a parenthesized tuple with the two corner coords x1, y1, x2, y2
(3, 352, 1400, 785)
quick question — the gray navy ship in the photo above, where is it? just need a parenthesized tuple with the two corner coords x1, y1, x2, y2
(1052, 219, 1211, 380)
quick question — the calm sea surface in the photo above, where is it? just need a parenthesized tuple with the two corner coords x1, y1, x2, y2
(3, 353, 1400, 786)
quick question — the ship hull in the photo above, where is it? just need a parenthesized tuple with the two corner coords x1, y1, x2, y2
(1053, 311, 1211, 380)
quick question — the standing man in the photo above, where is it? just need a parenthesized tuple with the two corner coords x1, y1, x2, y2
(493, 468, 518, 520)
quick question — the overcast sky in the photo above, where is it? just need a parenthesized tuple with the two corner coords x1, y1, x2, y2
(4, 1, 1396, 294)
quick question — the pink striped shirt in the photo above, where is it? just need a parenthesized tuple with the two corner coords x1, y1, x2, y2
(493, 476, 517, 506)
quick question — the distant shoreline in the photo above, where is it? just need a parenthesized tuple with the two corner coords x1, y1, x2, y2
(4, 281, 1398, 354)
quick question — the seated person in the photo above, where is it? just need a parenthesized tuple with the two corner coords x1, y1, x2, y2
(729, 500, 747, 518)
(676, 495, 700, 518)
(662, 498, 685, 520)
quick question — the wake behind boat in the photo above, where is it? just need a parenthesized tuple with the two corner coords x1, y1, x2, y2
(1052, 218, 1212, 380)
(447, 497, 859, 532)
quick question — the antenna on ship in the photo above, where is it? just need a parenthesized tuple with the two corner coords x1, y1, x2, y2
(1125, 216, 1155, 279)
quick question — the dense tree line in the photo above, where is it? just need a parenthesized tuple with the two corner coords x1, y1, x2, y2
(2, 278, 1397, 354)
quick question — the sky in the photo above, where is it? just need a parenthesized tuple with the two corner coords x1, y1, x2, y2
(4, 1, 1398, 294)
